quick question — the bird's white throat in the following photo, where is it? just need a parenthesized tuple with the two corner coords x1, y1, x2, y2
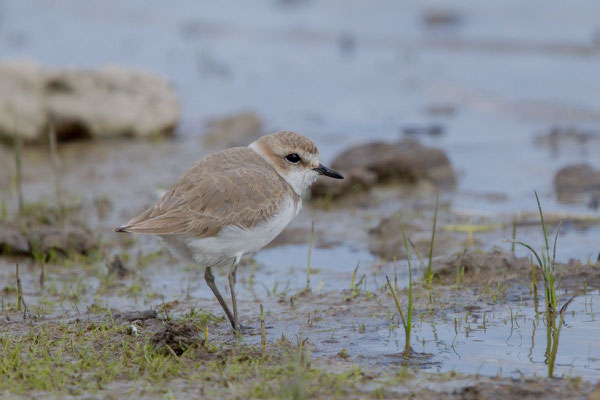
(279, 168, 319, 195)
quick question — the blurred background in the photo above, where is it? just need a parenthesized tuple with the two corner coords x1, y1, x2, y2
(2, 1, 600, 385)
(1, 0, 599, 259)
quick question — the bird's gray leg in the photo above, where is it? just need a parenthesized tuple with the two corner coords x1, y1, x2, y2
(204, 266, 236, 330)
(228, 260, 240, 333)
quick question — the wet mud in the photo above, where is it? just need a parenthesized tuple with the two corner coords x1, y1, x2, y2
(0, 204, 98, 259)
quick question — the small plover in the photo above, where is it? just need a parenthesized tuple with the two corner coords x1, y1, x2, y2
(116, 131, 343, 332)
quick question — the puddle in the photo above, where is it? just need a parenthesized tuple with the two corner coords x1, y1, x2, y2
(254, 244, 379, 292)
(236, 283, 600, 381)
(1, 243, 377, 317)
(390, 292, 600, 380)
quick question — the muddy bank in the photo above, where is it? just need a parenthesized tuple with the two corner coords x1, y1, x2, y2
(442, 377, 596, 400)
(0, 223, 96, 258)
(434, 247, 600, 291)
(152, 321, 201, 355)
(368, 211, 459, 260)
(0, 203, 98, 259)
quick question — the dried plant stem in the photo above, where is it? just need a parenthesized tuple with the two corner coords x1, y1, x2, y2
(386, 276, 406, 331)
(40, 263, 45, 290)
(530, 256, 538, 301)
(306, 221, 314, 290)
(260, 304, 266, 349)
(13, 132, 24, 212)
(511, 214, 518, 254)
(16, 264, 22, 312)
(401, 218, 413, 358)
(407, 238, 425, 272)
(49, 123, 63, 213)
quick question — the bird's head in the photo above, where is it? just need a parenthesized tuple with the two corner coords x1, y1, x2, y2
(249, 131, 343, 195)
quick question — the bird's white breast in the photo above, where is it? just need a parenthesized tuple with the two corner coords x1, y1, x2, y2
(169, 194, 301, 267)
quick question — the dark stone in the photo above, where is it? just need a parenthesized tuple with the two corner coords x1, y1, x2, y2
(553, 163, 600, 204)
(311, 138, 455, 199)
(311, 168, 377, 199)
(331, 139, 455, 186)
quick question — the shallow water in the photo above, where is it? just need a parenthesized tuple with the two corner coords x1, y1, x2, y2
(396, 292, 600, 380)
(2, 237, 599, 383)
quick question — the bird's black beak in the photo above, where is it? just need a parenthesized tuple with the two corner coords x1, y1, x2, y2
(313, 163, 344, 179)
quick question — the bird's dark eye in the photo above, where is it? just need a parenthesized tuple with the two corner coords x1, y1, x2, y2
(285, 153, 301, 164)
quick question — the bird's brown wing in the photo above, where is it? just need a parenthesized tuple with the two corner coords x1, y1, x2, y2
(117, 147, 295, 237)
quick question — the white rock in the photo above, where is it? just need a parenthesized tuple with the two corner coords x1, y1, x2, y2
(127, 325, 140, 336)
(0, 60, 180, 142)
(0, 60, 46, 141)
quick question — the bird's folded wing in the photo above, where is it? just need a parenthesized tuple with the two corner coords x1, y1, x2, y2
(118, 150, 291, 237)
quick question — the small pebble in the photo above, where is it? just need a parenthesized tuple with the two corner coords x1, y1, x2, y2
(127, 325, 139, 336)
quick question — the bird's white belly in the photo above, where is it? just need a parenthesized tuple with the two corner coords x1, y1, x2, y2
(171, 195, 300, 267)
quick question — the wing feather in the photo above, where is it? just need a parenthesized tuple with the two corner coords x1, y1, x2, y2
(117, 147, 296, 237)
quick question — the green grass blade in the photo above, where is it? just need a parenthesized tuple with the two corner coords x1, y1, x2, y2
(534, 190, 551, 266)
(386, 276, 407, 331)
(551, 219, 564, 276)
(397, 214, 413, 355)
(426, 193, 439, 283)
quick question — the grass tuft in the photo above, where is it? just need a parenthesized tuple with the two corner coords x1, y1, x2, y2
(349, 262, 361, 296)
(505, 191, 560, 314)
(0, 311, 375, 398)
(504, 190, 579, 378)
